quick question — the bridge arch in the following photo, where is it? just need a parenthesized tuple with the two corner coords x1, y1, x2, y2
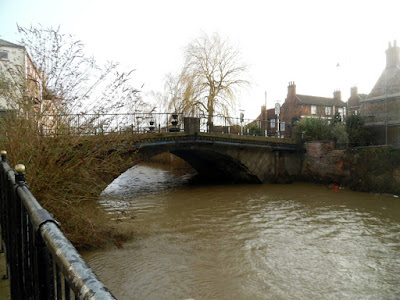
(133, 134, 301, 184)
(150, 149, 260, 183)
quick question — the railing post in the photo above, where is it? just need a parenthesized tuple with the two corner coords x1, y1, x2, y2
(1, 150, 7, 163)
(14, 164, 26, 183)
(8, 163, 27, 299)
(36, 243, 55, 299)
(0, 151, 7, 257)
(15, 164, 37, 298)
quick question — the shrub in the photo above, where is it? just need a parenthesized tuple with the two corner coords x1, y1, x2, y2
(296, 117, 331, 141)
(346, 114, 372, 146)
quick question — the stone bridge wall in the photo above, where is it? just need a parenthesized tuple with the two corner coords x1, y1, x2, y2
(136, 134, 302, 184)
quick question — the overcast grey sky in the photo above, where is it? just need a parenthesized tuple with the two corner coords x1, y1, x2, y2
(1, 0, 399, 118)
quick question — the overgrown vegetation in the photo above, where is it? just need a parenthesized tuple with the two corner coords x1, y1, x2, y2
(296, 114, 373, 148)
(244, 124, 262, 135)
(345, 146, 400, 194)
(0, 112, 143, 250)
(346, 114, 372, 146)
(296, 114, 348, 147)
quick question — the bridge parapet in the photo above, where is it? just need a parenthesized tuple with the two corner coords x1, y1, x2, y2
(136, 133, 298, 149)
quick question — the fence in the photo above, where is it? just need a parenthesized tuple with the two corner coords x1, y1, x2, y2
(0, 151, 116, 299)
(39, 112, 288, 138)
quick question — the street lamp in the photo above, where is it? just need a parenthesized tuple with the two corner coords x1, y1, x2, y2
(239, 109, 245, 135)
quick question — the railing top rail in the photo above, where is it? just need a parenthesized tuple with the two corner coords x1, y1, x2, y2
(1, 159, 116, 299)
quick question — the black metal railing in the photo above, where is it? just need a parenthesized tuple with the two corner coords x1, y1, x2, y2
(0, 151, 116, 299)
(39, 112, 289, 138)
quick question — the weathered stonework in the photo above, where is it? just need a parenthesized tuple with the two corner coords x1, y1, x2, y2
(301, 142, 349, 184)
(301, 141, 400, 194)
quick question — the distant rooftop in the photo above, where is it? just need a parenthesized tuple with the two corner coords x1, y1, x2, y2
(296, 94, 346, 107)
(0, 38, 24, 49)
(365, 40, 400, 101)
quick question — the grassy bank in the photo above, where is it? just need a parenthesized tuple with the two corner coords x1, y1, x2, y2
(1, 115, 142, 250)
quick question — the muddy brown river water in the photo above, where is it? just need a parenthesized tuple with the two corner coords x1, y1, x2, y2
(83, 163, 400, 300)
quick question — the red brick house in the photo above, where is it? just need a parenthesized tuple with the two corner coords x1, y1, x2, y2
(258, 105, 279, 137)
(256, 82, 346, 137)
(279, 82, 347, 137)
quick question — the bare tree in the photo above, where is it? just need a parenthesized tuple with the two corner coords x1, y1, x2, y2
(17, 24, 141, 114)
(168, 32, 249, 130)
(166, 71, 203, 115)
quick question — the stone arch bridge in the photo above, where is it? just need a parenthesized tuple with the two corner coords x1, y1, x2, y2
(127, 133, 302, 184)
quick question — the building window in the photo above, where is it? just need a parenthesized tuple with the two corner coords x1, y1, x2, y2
(311, 105, 316, 115)
(0, 51, 9, 60)
(280, 122, 285, 131)
(271, 119, 275, 128)
(325, 106, 331, 116)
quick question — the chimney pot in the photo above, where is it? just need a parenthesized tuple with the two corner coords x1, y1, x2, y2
(288, 81, 296, 96)
(386, 40, 400, 68)
(351, 86, 358, 97)
(333, 90, 341, 101)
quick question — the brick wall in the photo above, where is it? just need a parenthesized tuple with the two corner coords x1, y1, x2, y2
(301, 141, 400, 194)
(301, 141, 349, 184)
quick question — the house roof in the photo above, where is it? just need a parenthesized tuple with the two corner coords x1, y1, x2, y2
(0, 38, 24, 49)
(365, 65, 400, 101)
(296, 94, 346, 107)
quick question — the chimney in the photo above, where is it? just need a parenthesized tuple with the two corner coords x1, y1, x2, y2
(350, 86, 358, 98)
(287, 81, 296, 97)
(333, 90, 341, 101)
(386, 40, 400, 68)
(261, 105, 266, 120)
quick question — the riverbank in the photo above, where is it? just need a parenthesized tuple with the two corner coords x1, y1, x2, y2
(301, 142, 400, 195)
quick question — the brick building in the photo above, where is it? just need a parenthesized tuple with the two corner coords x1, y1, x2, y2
(279, 82, 347, 137)
(0, 38, 60, 134)
(257, 82, 347, 137)
(0, 38, 43, 112)
(259, 105, 279, 137)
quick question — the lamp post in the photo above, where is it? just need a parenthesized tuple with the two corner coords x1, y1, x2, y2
(239, 109, 244, 135)
(275, 103, 280, 138)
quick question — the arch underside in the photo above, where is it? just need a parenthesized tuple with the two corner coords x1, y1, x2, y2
(170, 149, 261, 184)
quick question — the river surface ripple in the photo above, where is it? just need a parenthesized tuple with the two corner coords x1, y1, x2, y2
(83, 164, 400, 300)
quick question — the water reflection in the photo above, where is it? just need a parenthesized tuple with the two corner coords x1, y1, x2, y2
(85, 163, 400, 300)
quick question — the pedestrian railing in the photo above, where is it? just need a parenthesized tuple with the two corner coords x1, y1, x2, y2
(39, 112, 288, 138)
(0, 151, 116, 299)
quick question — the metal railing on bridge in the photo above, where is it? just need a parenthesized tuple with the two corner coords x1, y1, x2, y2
(39, 112, 289, 138)
(0, 151, 116, 299)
